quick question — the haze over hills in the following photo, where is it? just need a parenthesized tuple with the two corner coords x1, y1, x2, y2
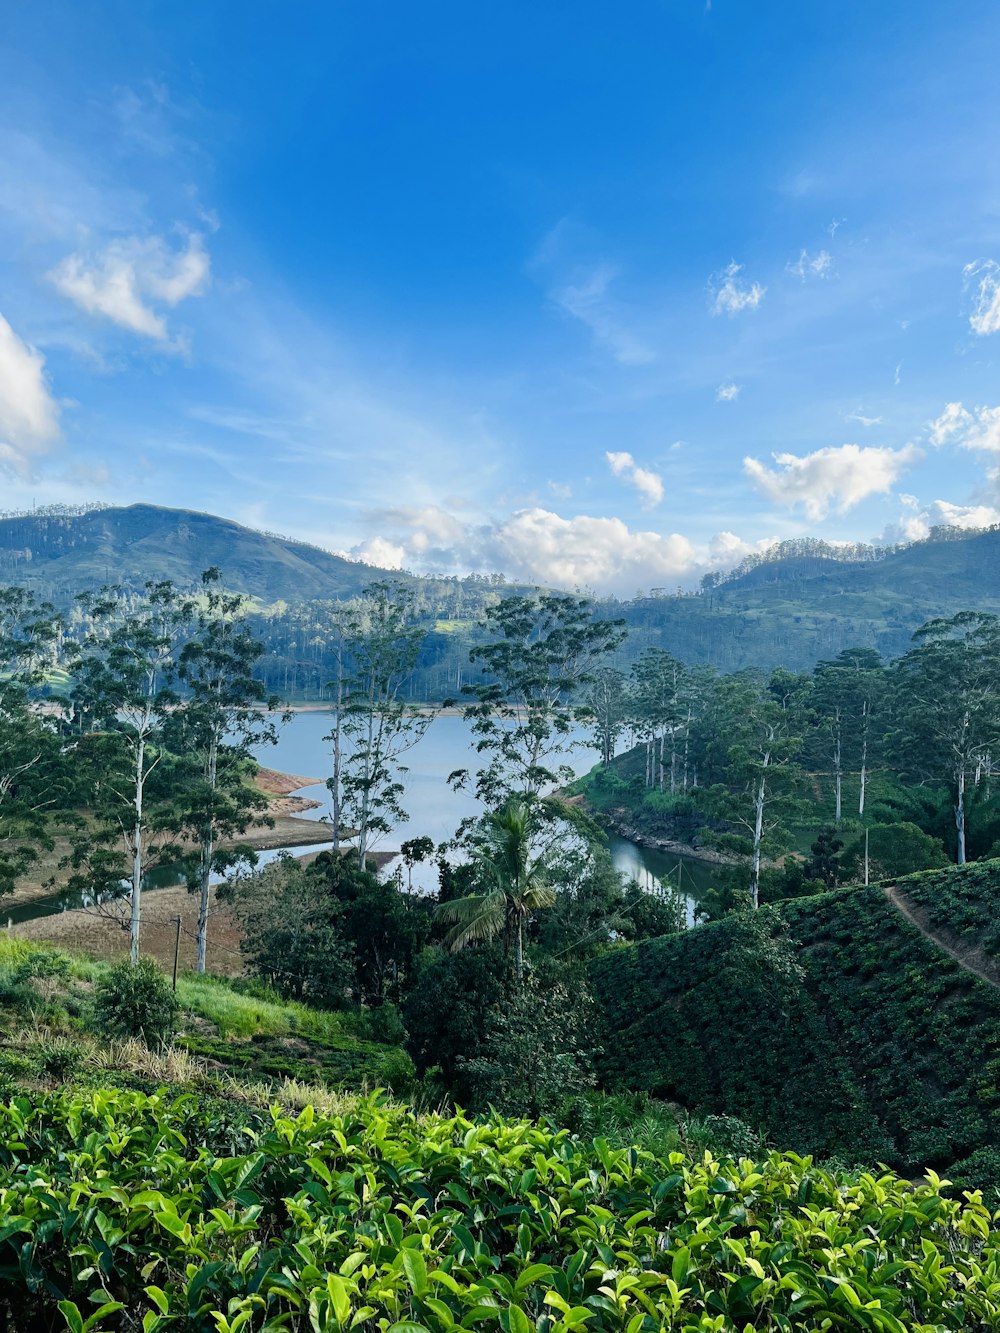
(2, 503, 999, 676)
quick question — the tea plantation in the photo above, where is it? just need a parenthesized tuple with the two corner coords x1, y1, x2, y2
(589, 862, 1000, 1187)
(3, 1087, 1000, 1332)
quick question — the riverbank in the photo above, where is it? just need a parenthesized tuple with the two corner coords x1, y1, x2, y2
(578, 798, 741, 867)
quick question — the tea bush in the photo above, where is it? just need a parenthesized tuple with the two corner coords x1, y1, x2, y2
(2, 1087, 999, 1332)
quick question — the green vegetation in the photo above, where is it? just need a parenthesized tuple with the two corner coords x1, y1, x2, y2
(589, 862, 1000, 1188)
(4, 1086, 1000, 1333)
(0, 936, 412, 1100)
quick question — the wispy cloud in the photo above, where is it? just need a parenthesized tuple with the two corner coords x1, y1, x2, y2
(963, 259, 1000, 335)
(49, 230, 210, 342)
(846, 408, 883, 427)
(787, 249, 832, 280)
(716, 381, 741, 402)
(709, 260, 765, 316)
(551, 263, 655, 365)
(0, 311, 61, 476)
(606, 449, 664, 507)
(743, 443, 920, 520)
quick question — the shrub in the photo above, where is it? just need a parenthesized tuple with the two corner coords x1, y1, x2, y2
(93, 957, 178, 1049)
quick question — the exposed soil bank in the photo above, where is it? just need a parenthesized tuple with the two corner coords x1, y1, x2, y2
(582, 800, 741, 867)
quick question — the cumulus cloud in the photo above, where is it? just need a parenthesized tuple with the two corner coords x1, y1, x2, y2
(552, 263, 655, 365)
(48, 231, 210, 341)
(605, 450, 664, 507)
(889, 498, 1000, 543)
(787, 249, 832, 280)
(0, 312, 61, 476)
(963, 259, 1000, 336)
(709, 261, 765, 316)
(716, 381, 741, 402)
(929, 401, 1000, 452)
(345, 502, 785, 596)
(743, 443, 920, 520)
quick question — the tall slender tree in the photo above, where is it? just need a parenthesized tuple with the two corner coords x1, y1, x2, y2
(891, 613, 1000, 865)
(457, 594, 626, 805)
(70, 583, 184, 963)
(172, 569, 283, 973)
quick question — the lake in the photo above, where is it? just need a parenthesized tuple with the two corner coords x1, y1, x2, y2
(8, 711, 719, 925)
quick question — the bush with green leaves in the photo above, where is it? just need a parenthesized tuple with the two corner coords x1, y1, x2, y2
(2, 1086, 999, 1332)
(93, 957, 178, 1049)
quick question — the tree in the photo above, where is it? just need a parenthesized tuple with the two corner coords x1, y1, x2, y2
(584, 667, 628, 767)
(223, 854, 354, 1008)
(399, 835, 435, 891)
(334, 583, 430, 867)
(804, 827, 843, 889)
(69, 583, 185, 963)
(701, 670, 809, 909)
(812, 649, 886, 823)
(0, 588, 66, 896)
(456, 594, 626, 805)
(436, 799, 557, 980)
(172, 569, 283, 973)
(891, 613, 1000, 864)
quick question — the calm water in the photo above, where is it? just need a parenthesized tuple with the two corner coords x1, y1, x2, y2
(9, 712, 716, 922)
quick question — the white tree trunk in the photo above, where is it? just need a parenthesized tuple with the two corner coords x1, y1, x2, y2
(956, 764, 967, 866)
(195, 730, 218, 974)
(130, 735, 145, 965)
(750, 758, 769, 911)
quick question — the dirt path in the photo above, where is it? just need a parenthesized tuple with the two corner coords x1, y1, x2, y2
(883, 883, 1000, 991)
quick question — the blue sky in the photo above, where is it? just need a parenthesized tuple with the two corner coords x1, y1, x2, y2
(2, 1, 1000, 593)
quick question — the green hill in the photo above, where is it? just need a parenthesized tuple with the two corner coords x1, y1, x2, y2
(589, 862, 1000, 1186)
(0, 503, 393, 603)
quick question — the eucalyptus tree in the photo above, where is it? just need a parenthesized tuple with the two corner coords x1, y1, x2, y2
(583, 666, 628, 767)
(336, 582, 430, 868)
(812, 648, 886, 823)
(0, 587, 66, 895)
(171, 568, 283, 973)
(890, 612, 1000, 864)
(456, 594, 626, 805)
(436, 798, 556, 981)
(702, 669, 809, 909)
(69, 583, 186, 963)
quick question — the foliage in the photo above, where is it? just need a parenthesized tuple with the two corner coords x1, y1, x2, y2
(840, 821, 950, 881)
(93, 957, 178, 1049)
(2, 1087, 1000, 1332)
(458, 593, 626, 804)
(590, 866, 1000, 1176)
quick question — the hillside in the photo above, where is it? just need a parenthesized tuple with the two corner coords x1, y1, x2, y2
(589, 861, 1000, 1187)
(0, 504, 394, 603)
(612, 527, 1000, 670)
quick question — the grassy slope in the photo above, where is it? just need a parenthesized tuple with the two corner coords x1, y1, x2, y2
(589, 861, 1000, 1182)
(0, 935, 412, 1100)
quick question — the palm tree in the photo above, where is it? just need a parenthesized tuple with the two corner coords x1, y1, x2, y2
(436, 799, 556, 981)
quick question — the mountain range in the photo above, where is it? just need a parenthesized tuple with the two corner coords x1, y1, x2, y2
(2, 504, 998, 673)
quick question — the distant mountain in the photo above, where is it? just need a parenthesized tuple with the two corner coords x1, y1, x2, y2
(612, 526, 1000, 671)
(3, 505, 999, 679)
(0, 504, 395, 604)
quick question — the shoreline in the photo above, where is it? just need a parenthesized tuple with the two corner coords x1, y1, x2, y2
(584, 800, 740, 868)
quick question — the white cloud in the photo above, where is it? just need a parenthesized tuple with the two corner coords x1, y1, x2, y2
(716, 381, 741, 402)
(709, 260, 765, 316)
(743, 443, 920, 520)
(888, 499, 1000, 543)
(552, 263, 655, 365)
(846, 408, 883, 428)
(605, 450, 664, 507)
(787, 249, 832, 280)
(346, 502, 786, 595)
(929, 401, 1000, 451)
(48, 231, 210, 341)
(0, 312, 61, 476)
(963, 259, 1000, 336)
(350, 535, 408, 568)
